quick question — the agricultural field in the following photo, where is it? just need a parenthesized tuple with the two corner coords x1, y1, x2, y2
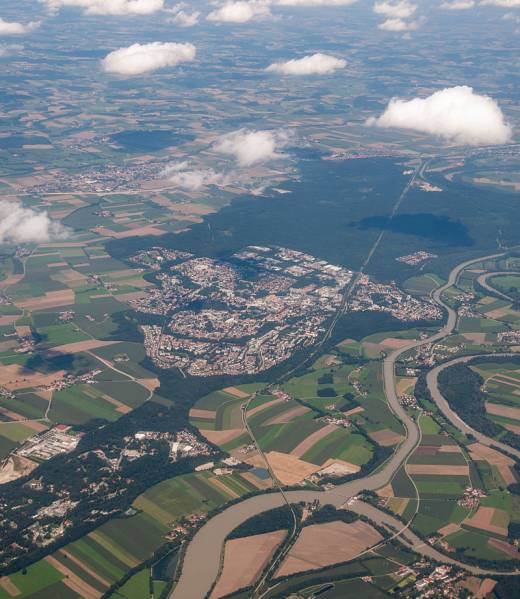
(0, 470, 257, 598)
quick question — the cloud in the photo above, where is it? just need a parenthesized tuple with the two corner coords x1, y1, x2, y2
(440, 0, 475, 9)
(481, 0, 520, 7)
(102, 42, 196, 76)
(0, 202, 68, 245)
(213, 129, 289, 166)
(168, 4, 200, 27)
(274, 0, 357, 5)
(0, 18, 40, 35)
(378, 16, 423, 30)
(41, 0, 164, 15)
(266, 53, 346, 75)
(162, 163, 231, 190)
(0, 44, 23, 56)
(207, 1, 272, 23)
(366, 86, 513, 146)
(373, 1, 417, 18)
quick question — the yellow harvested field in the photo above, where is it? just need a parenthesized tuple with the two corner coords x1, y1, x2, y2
(16, 289, 74, 311)
(369, 428, 403, 447)
(465, 506, 509, 536)
(210, 530, 287, 599)
(15, 326, 31, 337)
(264, 405, 310, 425)
(0, 364, 66, 391)
(291, 424, 337, 458)
(380, 337, 414, 349)
(50, 339, 118, 354)
(486, 402, 520, 421)
(277, 520, 383, 577)
(264, 451, 320, 485)
(223, 386, 250, 398)
(406, 464, 469, 476)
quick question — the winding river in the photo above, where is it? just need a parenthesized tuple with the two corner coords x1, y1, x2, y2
(170, 252, 519, 599)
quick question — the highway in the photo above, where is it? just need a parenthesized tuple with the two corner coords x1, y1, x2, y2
(170, 252, 520, 599)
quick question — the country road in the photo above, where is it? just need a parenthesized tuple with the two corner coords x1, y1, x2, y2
(170, 251, 517, 599)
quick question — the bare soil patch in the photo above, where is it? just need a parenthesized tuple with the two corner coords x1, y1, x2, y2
(369, 428, 403, 447)
(92, 225, 165, 238)
(223, 386, 250, 398)
(486, 402, 520, 422)
(0, 576, 21, 597)
(468, 443, 516, 485)
(462, 332, 488, 344)
(277, 520, 383, 577)
(210, 530, 287, 599)
(202, 429, 244, 446)
(16, 289, 74, 311)
(189, 408, 216, 419)
(51, 339, 118, 354)
(246, 398, 282, 418)
(343, 405, 364, 417)
(464, 506, 508, 536)
(0, 315, 19, 326)
(136, 378, 159, 391)
(438, 523, 460, 537)
(0, 455, 39, 485)
(0, 364, 66, 391)
(488, 538, 519, 558)
(45, 555, 102, 599)
(291, 424, 337, 458)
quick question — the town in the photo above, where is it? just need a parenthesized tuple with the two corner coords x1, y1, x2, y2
(137, 245, 354, 376)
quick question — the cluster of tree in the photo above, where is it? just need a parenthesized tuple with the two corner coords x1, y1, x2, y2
(304, 504, 358, 526)
(226, 504, 301, 540)
(438, 364, 502, 437)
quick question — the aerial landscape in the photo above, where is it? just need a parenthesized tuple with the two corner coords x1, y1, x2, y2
(1, 1, 520, 598)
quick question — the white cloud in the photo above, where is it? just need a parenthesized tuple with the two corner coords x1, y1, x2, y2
(275, 0, 357, 5)
(169, 5, 200, 27)
(266, 53, 346, 75)
(378, 16, 423, 30)
(41, 0, 164, 15)
(207, 1, 271, 23)
(0, 18, 40, 35)
(373, 1, 417, 18)
(162, 163, 231, 190)
(481, 0, 520, 7)
(102, 42, 196, 76)
(440, 0, 475, 9)
(0, 44, 23, 56)
(367, 86, 513, 146)
(213, 129, 289, 166)
(0, 202, 68, 245)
